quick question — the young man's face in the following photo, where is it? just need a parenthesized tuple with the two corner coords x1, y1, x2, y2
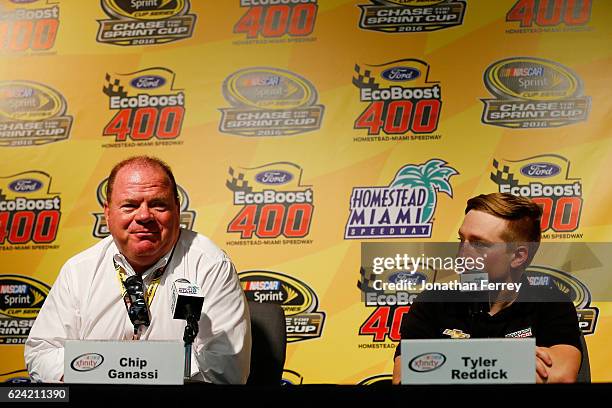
(457, 210, 516, 283)
(104, 164, 180, 272)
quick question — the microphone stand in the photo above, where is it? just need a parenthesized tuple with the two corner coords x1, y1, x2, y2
(183, 304, 199, 382)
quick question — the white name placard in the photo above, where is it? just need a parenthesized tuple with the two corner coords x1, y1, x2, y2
(64, 340, 184, 385)
(401, 338, 535, 384)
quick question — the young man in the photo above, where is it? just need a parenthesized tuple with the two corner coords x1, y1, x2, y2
(25, 156, 251, 383)
(392, 193, 582, 384)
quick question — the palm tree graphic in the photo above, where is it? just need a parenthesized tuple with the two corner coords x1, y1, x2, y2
(390, 159, 458, 224)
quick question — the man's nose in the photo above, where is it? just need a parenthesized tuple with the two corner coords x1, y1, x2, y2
(136, 204, 153, 222)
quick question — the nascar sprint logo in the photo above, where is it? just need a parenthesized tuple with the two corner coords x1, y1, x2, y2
(353, 59, 442, 142)
(345, 159, 456, 239)
(526, 266, 598, 334)
(0, 171, 61, 247)
(234, 0, 318, 41)
(358, 0, 466, 33)
(102, 67, 185, 145)
(481, 57, 590, 128)
(92, 177, 195, 238)
(219, 67, 324, 137)
(0, 81, 72, 147)
(96, 0, 196, 46)
(0, 1, 59, 53)
(490, 154, 582, 237)
(239, 270, 325, 342)
(226, 162, 313, 244)
(0, 275, 50, 344)
(506, 0, 593, 34)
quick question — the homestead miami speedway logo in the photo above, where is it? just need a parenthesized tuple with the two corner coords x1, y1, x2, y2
(490, 154, 582, 238)
(358, 0, 466, 33)
(481, 57, 590, 128)
(353, 58, 442, 142)
(96, 0, 196, 46)
(505, 0, 594, 34)
(0, 81, 72, 147)
(239, 270, 325, 342)
(102, 67, 185, 146)
(92, 177, 195, 238)
(0, 275, 50, 344)
(0, 0, 60, 53)
(233, 0, 318, 43)
(226, 162, 313, 245)
(0, 171, 61, 249)
(219, 67, 324, 137)
(345, 159, 457, 239)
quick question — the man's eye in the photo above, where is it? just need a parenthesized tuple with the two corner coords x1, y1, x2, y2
(472, 241, 490, 248)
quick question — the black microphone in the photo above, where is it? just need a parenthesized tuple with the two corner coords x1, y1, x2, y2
(124, 274, 150, 328)
(170, 278, 204, 345)
(459, 270, 489, 318)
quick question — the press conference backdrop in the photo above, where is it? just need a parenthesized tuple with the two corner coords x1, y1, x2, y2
(0, 0, 611, 384)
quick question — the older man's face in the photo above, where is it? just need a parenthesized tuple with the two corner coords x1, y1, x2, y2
(104, 164, 180, 272)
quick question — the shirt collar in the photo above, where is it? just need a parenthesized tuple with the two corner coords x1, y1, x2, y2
(112, 244, 175, 279)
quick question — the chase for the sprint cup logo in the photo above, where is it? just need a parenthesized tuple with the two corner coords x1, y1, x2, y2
(358, 0, 466, 33)
(102, 67, 185, 146)
(96, 0, 197, 46)
(92, 177, 196, 238)
(226, 162, 314, 245)
(0, 1, 60, 53)
(490, 154, 582, 238)
(219, 67, 324, 137)
(239, 270, 325, 342)
(345, 159, 457, 239)
(0, 171, 61, 249)
(0, 81, 72, 147)
(481, 57, 590, 128)
(353, 58, 442, 142)
(233, 0, 318, 43)
(0, 275, 51, 345)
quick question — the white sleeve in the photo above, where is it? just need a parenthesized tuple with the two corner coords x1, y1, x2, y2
(24, 262, 81, 382)
(192, 259, 251, 384)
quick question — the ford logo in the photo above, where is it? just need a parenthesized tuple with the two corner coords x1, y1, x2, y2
(70, 353, 104, 372)
(9, 179, 43, 193)
(255, 170, 293, 185)
(520, 162, 561, 178)
(409, 352, 446, 373)
(381, 67, 420, 82)
(389, 272, 426, 285)
(130, 75, 166, 89)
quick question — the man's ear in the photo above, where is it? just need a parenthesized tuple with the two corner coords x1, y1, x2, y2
(510, 244, 529, 269)
(104, 201, 110, 228)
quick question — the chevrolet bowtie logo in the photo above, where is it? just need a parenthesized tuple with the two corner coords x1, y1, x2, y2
(443, 329, 471, 339)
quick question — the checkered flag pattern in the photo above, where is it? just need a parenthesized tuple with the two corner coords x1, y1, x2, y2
(352, 64, 380, 89)
(490, 159, 518, 186)
(357, 267, 384, 294)
(226, 167, 253, 193)
(102, 73, 127, 98)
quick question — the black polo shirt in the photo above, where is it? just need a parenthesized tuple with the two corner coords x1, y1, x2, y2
(394, 276, 582, 358)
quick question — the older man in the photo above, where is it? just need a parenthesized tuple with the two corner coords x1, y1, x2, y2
(392, 193, 582, 384)
(25, 156, 251, 383)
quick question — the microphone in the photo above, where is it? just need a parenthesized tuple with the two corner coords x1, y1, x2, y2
(170, 278, 204, 346)
(459, 270, 489, 317)
(170, 279, 204, 380)
(170, 278, 204, 321)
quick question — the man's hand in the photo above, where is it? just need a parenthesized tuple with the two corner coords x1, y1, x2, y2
(535, 345, 581, 383)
